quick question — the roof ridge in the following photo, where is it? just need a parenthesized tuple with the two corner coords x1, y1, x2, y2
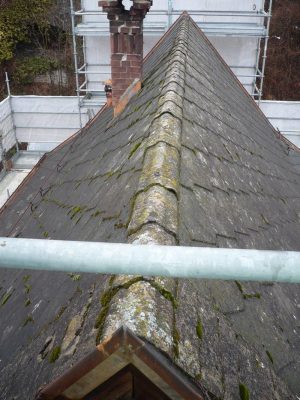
(127, 17, 190, 245)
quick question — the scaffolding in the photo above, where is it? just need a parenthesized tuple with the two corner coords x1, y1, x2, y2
(70, 0, 273, 108)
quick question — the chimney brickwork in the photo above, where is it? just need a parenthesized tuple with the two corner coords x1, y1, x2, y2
(99, 0, 152, 106)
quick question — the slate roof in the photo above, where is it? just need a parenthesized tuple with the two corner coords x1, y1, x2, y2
(1, 14, 300, 400)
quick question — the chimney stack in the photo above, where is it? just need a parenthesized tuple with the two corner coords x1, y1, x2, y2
(99, 0, 152, 107)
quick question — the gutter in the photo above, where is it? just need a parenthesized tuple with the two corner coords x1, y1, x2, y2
(0, 238, 300, 283)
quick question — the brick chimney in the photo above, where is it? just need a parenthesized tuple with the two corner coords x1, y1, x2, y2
(99, 0, 152, 107)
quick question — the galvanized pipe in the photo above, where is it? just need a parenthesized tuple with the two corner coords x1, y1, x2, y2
(258, 0, 273, 103)
(253, 37, 262, 96)
(70, 0, 83, 129)
(5, 72, 19, 153)
(0, 130, 5, 171)
(0, 238, 300, 283)
(168, 0, 173, 28)
(76, 10, 270, 18)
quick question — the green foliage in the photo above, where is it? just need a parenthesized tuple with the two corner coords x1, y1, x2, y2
(14, 56, 60, 85)
(0, 0, 52, 62)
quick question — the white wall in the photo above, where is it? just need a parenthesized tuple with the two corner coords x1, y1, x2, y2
(259, 101, 300, 148)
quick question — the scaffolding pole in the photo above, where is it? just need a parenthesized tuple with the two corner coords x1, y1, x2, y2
(253, 37, 262, 97)
(167, 0, 173, 28)
(0, 130, 5, 172)
(5, 72, 19, 153)
(258, 0, 273, 104)
(70, 0, 83, 129)
(1, 238, 300, 283)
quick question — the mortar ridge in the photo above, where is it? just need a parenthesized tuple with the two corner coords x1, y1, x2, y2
(127, 17, 189, 244)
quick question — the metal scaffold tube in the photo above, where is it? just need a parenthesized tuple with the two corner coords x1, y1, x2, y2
(0, 238, 300, 283)
(5, 72, 19, 153)
(258, 0, 273, 103)
(168, 0, 173, 28)
(0, 130, 5, 171)
(70, 0, 83, 128)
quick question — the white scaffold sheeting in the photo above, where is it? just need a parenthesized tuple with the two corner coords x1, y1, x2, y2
(259, 101, 300, 148)
(83, 0, 265, 96)
(147, 0, 264, 26)
(0, 97, 15, 159)
(11, 96, 90, 151)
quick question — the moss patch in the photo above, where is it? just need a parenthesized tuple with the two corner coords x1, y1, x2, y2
(49, 346, 61, 363)
(239, 383, 250, 400)
(243, 293, 261, 300)
(1, 290, 13, 307)
(109, 275, 116, 286)
(68, 206, 86, 220)
(23, 275, 31, 283)
(95, 276, 144, 344)
(266, 350, 274, 364)
(235, 280, 243, 293)
(173, 327, 180, 358)
(149, 281, 178, 309)
(22, 315, 34, 327)
(54, 306, 67, 321)
(25, 298, 31, 307)
(24, 284, 32, 294)
(91, 210, 103, 218)
(196, 318, 203, 340)
(94, 277, 178, 345)
(68, 273, 81, 282)
(128, 141, 142, 159)
(235, 281, 261, 300)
